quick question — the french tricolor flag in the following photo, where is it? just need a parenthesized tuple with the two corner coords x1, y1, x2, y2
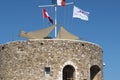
(52, 0, 66, 6)
(57, 0, 66, 6)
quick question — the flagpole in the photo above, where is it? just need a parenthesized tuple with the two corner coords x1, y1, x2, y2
(55, 6, 57, 38)
(54, 2, 74, 38)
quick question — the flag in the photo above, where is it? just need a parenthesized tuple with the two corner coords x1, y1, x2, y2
(73, 6, 89, 21)
(42, 8, 53, 24)
(42, 8, 49, 18)
(52, 0, 66, 6)
(57, 0, 66, 6)
(48, 17, 53, 24)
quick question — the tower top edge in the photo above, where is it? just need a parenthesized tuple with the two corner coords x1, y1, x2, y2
(0, 39, 102, 49)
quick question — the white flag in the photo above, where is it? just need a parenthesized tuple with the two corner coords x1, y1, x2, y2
(73, 6, 89, 21)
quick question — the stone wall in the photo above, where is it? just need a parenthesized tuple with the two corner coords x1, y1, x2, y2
(0, 39, 103, 80)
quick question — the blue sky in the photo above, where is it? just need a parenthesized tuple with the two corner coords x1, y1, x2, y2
(0, 0, 120, 80)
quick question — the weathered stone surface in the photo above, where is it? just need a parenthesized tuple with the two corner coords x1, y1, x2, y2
(0, 39, 103, 80)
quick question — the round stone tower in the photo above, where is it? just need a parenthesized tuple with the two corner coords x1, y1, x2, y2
(0, 39, 103, 80)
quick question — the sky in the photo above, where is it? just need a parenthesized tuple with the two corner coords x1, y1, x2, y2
(0, 0, 120, 80)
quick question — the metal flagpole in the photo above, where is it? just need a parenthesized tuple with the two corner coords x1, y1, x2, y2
(54, 2, 74, 38)
(55, 6, 57, 38)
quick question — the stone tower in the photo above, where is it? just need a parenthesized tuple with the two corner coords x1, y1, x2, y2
(0, 39, 103, 80)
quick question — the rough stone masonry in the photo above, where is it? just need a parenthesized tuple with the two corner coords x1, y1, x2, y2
(0, 39, 103, 80)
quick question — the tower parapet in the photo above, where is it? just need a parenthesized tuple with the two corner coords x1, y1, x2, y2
(0, 39, 103, 80)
